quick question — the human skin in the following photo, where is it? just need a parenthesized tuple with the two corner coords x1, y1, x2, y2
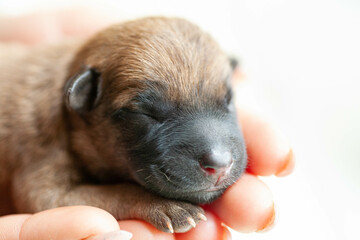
(0, 10, 294, 240)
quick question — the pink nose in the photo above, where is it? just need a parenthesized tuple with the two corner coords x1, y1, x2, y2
(199, 150, 233, 176)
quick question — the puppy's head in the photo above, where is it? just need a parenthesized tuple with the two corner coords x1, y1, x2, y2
(64, 17, 247, 204)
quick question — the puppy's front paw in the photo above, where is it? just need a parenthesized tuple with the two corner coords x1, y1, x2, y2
(146, 200, 206, 233)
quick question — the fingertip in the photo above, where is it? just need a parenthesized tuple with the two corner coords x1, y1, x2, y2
(208, 174, 275, 233)
(256, 203, 276, 232)
(238, 109, 294, 177)
(21, 206, 120, 240)
(275, 148, 296, 177)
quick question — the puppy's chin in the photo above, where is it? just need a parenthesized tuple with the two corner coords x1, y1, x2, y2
(174, 188, 225, 204)
(136, 175, 226, 204)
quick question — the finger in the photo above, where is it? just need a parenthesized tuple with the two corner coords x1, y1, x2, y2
(0, 9, 117, 45)
(208, 173, 275, 233)
(0, 13, 60, 44)
(118, 220, 175, 240)
(238, 108, 295, 176)
(0, 214, 30, 240)
(19, 206, 131, 240)
(57, 8, 118, 39)
(175, 210, 230, 240)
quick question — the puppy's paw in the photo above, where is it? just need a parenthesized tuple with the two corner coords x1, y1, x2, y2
(147, 200, 206, 233)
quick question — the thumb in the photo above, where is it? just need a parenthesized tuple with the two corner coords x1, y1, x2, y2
(0, 206, 132, 240)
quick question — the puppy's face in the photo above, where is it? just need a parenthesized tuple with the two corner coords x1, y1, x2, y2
(65, 17, 247, 204)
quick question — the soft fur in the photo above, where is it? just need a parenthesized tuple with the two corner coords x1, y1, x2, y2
(0, 17, 246, 233)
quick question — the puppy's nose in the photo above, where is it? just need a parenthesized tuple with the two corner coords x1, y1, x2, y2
(199, 150, 233, 175)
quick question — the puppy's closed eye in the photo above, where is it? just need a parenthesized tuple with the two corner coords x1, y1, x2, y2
(118, 107, 161, 123)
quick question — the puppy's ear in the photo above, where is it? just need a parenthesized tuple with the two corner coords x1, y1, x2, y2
(65, 67, 102, 114)
(229, 57, 244, 85)
(229, 57, 240, 71)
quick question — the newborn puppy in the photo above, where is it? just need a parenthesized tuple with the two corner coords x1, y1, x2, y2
(0, 17, 247, 233)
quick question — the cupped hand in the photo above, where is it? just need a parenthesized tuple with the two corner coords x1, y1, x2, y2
(0, 9, 294, 240)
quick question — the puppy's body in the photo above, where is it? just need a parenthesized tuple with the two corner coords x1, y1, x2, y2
(0, 43, 77, 213)
(0, 17, 246, 233)
(0, 43, 73, 180)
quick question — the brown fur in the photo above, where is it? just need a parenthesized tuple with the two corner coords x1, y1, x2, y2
(0, 17, 239, 233)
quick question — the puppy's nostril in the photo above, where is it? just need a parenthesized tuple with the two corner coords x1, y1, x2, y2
(202, 166, 217, 175)
(199, 150, 232, 175)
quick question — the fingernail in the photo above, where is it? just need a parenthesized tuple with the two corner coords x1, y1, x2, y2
(222, 227, 232, 240)
(275, 148, 295, 177)
(87, 230, 133, 240)
(256, 203, 276, 232)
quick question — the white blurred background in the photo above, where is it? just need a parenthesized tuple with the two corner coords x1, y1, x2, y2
(1, 0, 359, 239)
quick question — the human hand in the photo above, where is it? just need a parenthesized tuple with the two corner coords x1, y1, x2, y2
(0, 9, 294, 240)
(0, 206, 133, 240)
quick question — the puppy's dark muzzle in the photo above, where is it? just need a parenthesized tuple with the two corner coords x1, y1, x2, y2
(189, 116, 244, 180)
(129, 110, 247, 204)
